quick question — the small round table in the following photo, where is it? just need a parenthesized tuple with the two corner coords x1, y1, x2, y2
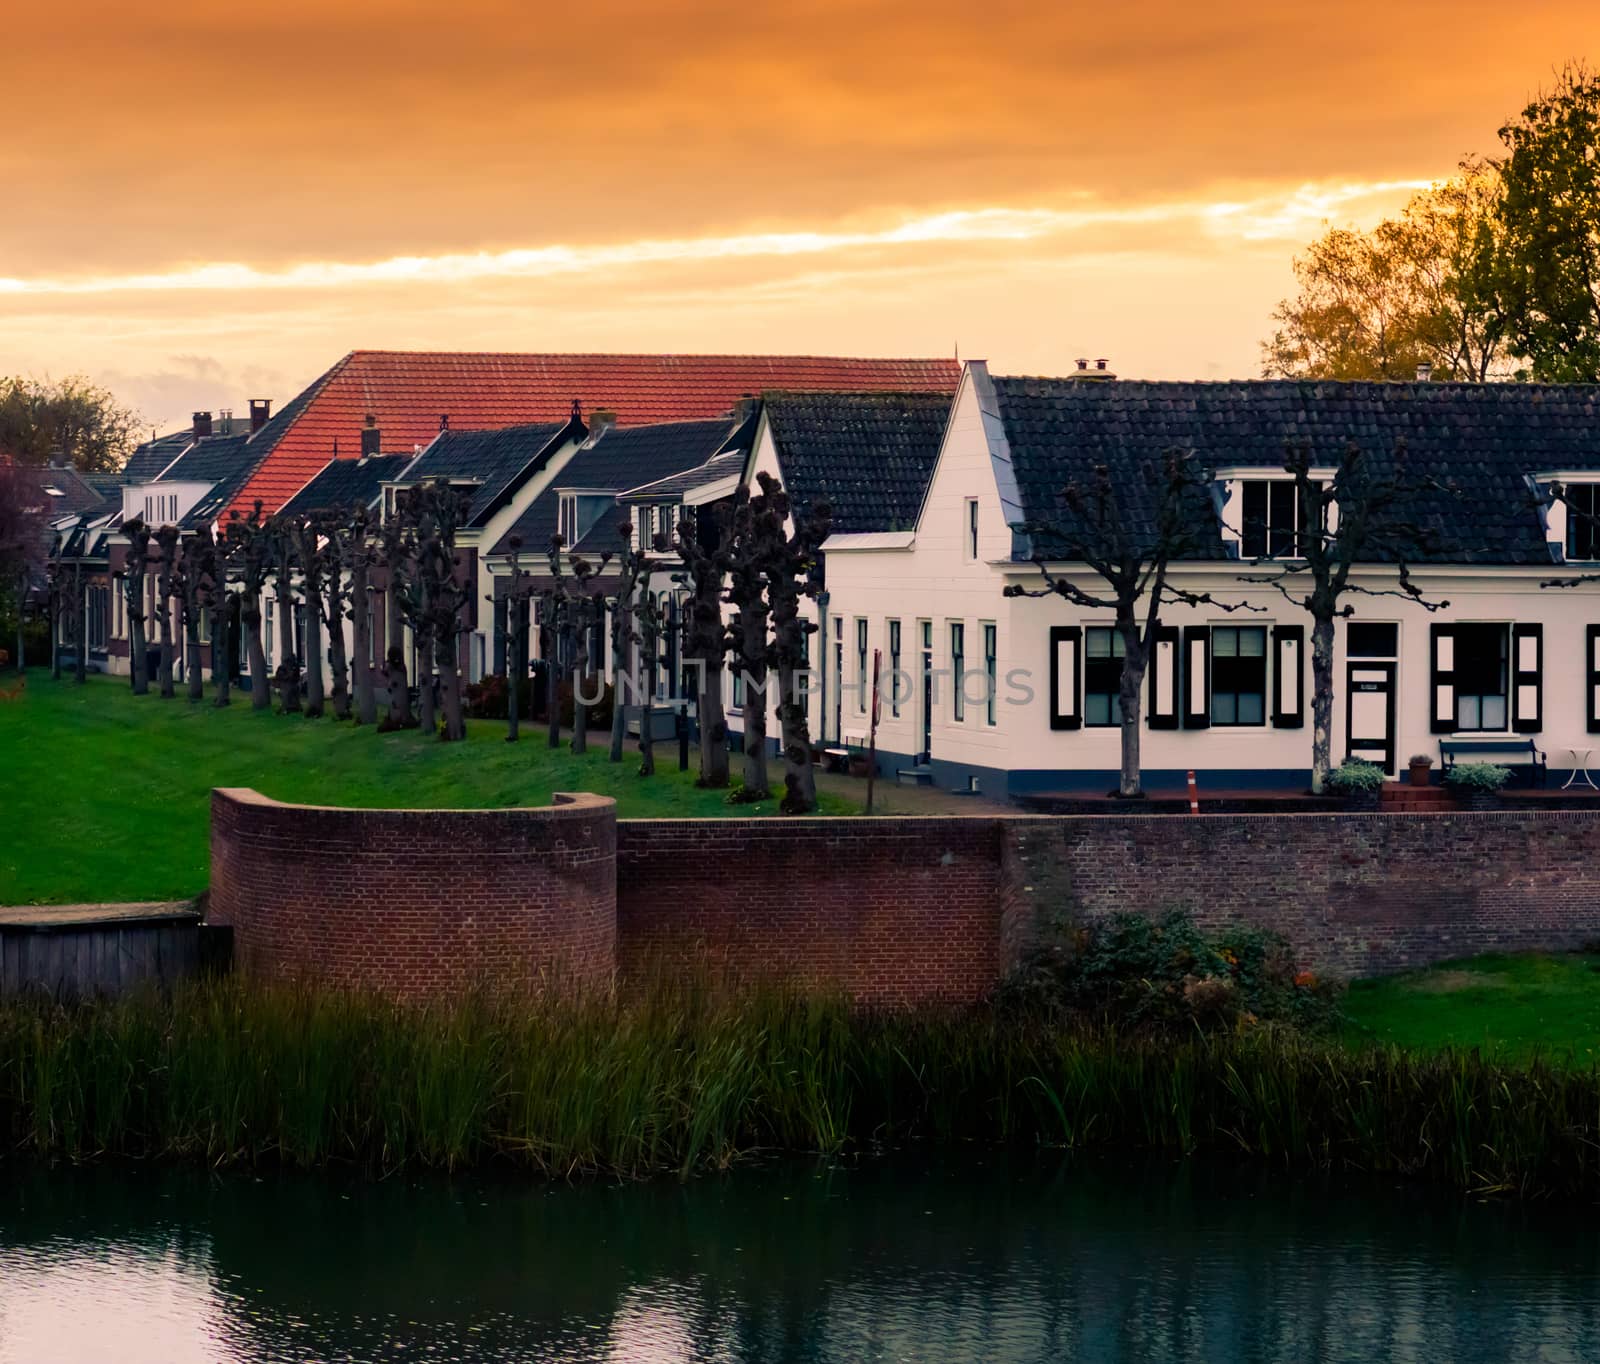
(1563, 748, 1599, 791)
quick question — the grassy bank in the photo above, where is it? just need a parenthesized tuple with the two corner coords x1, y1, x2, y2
(5, 979, 1600, 1196)
(2, 676, 855, 904)
(1343, 952, 1600, 1064)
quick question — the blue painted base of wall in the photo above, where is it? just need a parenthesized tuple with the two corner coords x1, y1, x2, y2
(1006, 767, 1314, 795)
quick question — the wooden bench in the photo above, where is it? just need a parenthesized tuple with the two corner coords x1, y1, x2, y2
(821, 731, 869, 774)
(1439, 737, 1547, 788)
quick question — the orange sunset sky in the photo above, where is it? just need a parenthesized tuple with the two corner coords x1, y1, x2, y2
(4, 0, 1597, 433)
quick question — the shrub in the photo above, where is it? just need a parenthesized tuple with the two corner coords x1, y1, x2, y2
(1003, 909, 1341, 1035)
(1444, 761, 1510, 792)
(1327, 759, 1386, 794)
(463, 673, 536, 720)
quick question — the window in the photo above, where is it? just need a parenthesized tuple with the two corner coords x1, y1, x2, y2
(965, 498, 980, 560)
(1240, 481, 1320, 559)
(950, 622, 965, 721)
(1347, 622, 1399, 658)
(1567, 484, 1600, 560)
(1084, 626, 1124, 727)
(264, 599, 274, 665)
(1452, 623, 1509, 732)
(558, 495, 576, 547)
(983, 623, 997, 726)
(1210, 626, 1267, 725)
(888, 619, 902, 717)
(856, 619, 868, 714)
(732, 669, 745, 708)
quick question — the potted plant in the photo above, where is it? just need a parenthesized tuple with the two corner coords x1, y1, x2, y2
(1327, 759, 1386, 811)
(1407, 753, 1434, 787)
(1443, 761, 1510, 811)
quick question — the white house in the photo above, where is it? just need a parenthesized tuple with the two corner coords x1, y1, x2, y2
(813, 361, 1600, 797)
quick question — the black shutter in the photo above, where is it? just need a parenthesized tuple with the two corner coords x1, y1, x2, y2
(1049, 626, 1082, 731)
(1182, 625, 1211, 729)
(1512, 623, 1543, 733)
(1589, 626, 1600, 734)
(1430, 624, 1456, 734)
(1147, 624, 1180, 729)
(1272, 623, 1305, 728)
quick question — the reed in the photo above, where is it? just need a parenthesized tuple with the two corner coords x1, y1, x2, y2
(2, 979, 1599, 1194)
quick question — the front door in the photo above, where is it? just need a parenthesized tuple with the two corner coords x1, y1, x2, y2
(919, 619, 933, 762)
(1346, 661, 1396, 775)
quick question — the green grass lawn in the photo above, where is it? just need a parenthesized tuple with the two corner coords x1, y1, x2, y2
(1, 675, 856, 905)
(1343, 951, 1600, 1064)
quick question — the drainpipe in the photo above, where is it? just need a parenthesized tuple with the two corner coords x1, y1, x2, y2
(817, 590, 830, 743)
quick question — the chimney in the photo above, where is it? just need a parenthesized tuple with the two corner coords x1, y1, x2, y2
(218, 409, 234, 436)
(360, 413, 382, 458)
(439, 414, 450, 432)
(1415, 362, 1434, 382)
(1069, 357, 1117, 383)
(589, 409, 617, 436)
(249, 398, 272, 433)
(192, 411, 213, 440)
(732, 395, 758, 424)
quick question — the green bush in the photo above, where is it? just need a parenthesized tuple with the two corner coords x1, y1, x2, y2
(1003, 909, 1341, 1035)
(1444, 761, 1511, 792)
(1327, 759, 1386, 794)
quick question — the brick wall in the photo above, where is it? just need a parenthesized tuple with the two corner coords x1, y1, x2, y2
(209, 788, 616, 993)
(615, 817, 1013, 1006)
(1009, 810, 1600, 977)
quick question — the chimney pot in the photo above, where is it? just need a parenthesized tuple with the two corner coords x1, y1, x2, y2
(439, 414, 450, 432)
(1095, 358, 1108, 371)
(1075, 358, 1088, 372)
(1416, 362, 1434, 382)
(248, 398, 272, 433)
(192, 411, 213, 440)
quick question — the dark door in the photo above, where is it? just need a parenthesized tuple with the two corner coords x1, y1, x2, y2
(1346, 661, 1396, 775)
(919, 620, 933, 761)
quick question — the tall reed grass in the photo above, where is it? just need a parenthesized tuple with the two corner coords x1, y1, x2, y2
(2, 979, 1597, 1194)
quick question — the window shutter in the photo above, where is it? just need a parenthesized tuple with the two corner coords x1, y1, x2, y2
(1430, 624, 1456, 734)
(1147, 624, 1180, 729)
(1272, 624, 1305, 728)
(1049, 626, 1082, 731)
(1512, 623, 1543, 733)
(1182, 626, 1211, 729)
(1589, 626, 1600, 734)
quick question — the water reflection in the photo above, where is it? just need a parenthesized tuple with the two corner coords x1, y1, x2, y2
(2, 1156, 1599, 1362)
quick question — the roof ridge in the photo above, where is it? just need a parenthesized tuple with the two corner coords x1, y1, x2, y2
(344, 348, 961, 363)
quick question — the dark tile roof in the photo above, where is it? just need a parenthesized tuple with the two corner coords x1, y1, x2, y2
(764, 390, 952, 534)
(27, 464, 110, 520)
(618, 449, 746, 502)
(123, 428, 193, 481)
(396, 422, 568, 525)
(157, 431, 254, 485)
(492, 417, 741, 557)
(278, 454, 412, 518)
(991, 377, 1600, 565)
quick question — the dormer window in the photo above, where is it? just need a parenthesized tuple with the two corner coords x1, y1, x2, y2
(559, 493, 576, 547)
(1565, 483, 1600, 560)
(1240, 480, 1324, 559)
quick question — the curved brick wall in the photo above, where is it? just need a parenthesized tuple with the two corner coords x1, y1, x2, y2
(209, 788, 616, 993)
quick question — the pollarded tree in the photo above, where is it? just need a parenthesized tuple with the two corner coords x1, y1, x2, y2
(287, 516, 325, 719)
(119, 518, 152, 696)
(722, 484, 777, 801)
(632, 577, 664, 778)
(498, 535, 536, 743)
(315, 510, 352, 721)
(1236, 439, 1449, 794)
(377, 505, 416, 731)
(153, 524, 179, 699)
(169, 533, 208, 703)
(411, 481, 473, 741)
(566, 549, 614, 756)
(749, 472, 830, 815)
(265, 516, 301, 714)
(607, 519, 651, 764)
(674, 505, 732, 788)
(1005, 451, 1254, 800)
(194, 526, 231, 708)
(541, 535, 571, 750)
(223, 506, 271, 710)
(344, 502, 379, 726)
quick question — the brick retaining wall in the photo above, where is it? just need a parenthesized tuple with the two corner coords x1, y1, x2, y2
(208, 788, 616, 993)
(207, 791, 1600, 998)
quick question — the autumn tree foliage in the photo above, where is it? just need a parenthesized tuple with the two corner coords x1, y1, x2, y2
(0, 376, 140, 472)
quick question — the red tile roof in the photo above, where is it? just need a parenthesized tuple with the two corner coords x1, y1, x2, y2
(226, 350, 960, 518)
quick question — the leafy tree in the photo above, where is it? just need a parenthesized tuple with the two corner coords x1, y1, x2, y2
(1488, 63, 1600, 380)
(1263, 166, 1512, 381)
(0, 461, 47, 672)
(1236, 440, 1447, 793)
(1005, 452, 1252, 799)
(0, 376, 141, 472)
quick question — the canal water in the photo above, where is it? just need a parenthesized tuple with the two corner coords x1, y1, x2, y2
(2, 1154, 1598, 1363)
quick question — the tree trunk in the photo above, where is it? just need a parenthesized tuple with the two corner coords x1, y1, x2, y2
(73, 567, 87, 685)
(416, 627, 436, 735)
(740, 647, 770, 800)
(327, 581, 350, 721)
(777, 662, 817, 814)
(243, 590, 269, 710)
(571, 618, 589, 755)
(211, 596, 232, 708)
(1310, 612, 1336, 794)
(1116, 618, 1149, 798)
(302, 598, 324, 717)
(437, 634, 465, 740)
(185, 609, 204, 702)
(608, 602, 629, 762)
(351, 562, 375, 725)
(638, 616, 656, 777)
(698, 656, 729, 788)
(128, 576, 148, 695)
(383, 582, 412, 728)
(156, 578, 175, 699)
(275, 574, 300, 713)
(546, 617, 562, 750)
